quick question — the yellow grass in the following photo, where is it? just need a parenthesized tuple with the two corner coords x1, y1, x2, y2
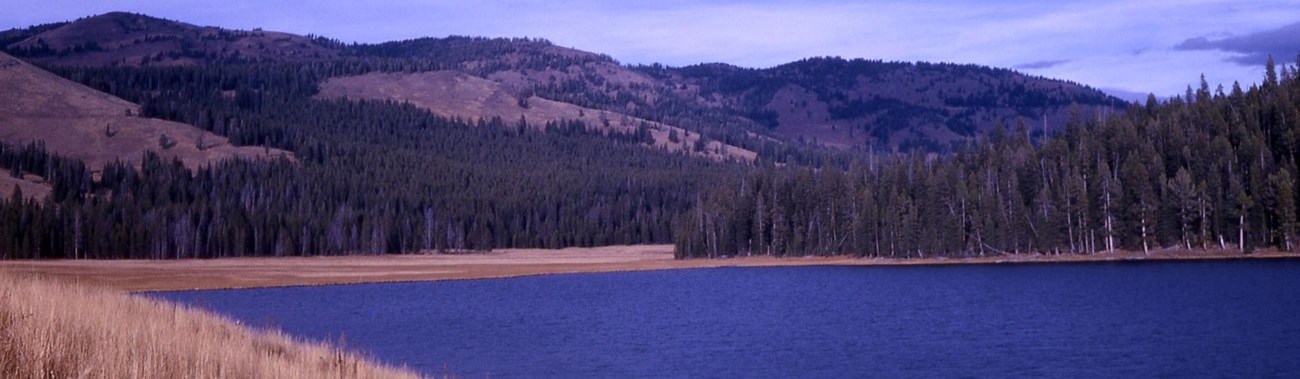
(0, 271, 423, 379)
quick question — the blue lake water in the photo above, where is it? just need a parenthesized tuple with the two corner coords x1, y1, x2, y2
(152, 260, 1300, 378)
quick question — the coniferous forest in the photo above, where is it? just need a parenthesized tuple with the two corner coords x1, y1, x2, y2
(0, 12, 1297, 260)
(0, 61, 738, 258)
(676, 57, 1300, 258)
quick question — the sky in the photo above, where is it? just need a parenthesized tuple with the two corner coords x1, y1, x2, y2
(6, 0, 1300, 101)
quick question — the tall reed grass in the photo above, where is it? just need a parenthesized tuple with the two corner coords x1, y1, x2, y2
(0, 271, 423, 378)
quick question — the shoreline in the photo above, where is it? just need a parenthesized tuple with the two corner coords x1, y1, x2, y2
(3, 245, 1296, 292)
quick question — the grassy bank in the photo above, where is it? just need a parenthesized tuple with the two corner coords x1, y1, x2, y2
(3, 245, 1296, 293)
(0, 272, 422, 379)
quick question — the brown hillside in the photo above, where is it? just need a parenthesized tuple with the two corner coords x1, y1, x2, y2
(317, 71, 756, 162)
(0, 51, 291, 174)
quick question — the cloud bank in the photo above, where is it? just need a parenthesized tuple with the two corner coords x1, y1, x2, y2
(1175, 21, 1300, 66)
(1015, 60, 1070, 70)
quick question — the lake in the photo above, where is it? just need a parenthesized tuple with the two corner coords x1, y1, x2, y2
(152, 260, 1300, 378)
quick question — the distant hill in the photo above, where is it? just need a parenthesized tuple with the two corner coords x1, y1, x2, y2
(646, 58, 1124, 150)
(340, 37, 1126, 151)
(0, 51, 290, 177)
(1, 12, 1125, 152)
(0, 12, 339, 66)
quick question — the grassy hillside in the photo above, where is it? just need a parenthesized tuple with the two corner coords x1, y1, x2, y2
(0, 51, 290, 172)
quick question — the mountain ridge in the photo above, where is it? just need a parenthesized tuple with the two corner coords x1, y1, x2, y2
(2, 11, 1126, 152)
(1, 12, 339, 66)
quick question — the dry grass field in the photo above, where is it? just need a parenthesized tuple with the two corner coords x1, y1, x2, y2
(0, 272, 422, 379)
(3, 244, 1293, 293)
(2, 245, 779, 292)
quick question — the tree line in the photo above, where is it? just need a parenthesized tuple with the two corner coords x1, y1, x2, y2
(676, 56, 1300, 258)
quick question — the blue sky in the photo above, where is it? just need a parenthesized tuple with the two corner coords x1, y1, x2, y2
(7, 1, 1300, 101)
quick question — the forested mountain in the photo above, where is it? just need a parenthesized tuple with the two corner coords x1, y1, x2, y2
(0, 12, 1216, 260)
(676, 57, 1300, 258)
(2, 12, 1122, 152)
(641, 58, 1123, 151)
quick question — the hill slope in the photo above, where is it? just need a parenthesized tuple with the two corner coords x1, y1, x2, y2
(0, 51, 290, 173)
(317, 71, 756, 161)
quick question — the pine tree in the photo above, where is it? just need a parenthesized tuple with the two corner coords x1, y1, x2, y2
(1269, 168, 1296, 251)
(1266, 55, 1278, 88)
(1166, 168, 1198, 249)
